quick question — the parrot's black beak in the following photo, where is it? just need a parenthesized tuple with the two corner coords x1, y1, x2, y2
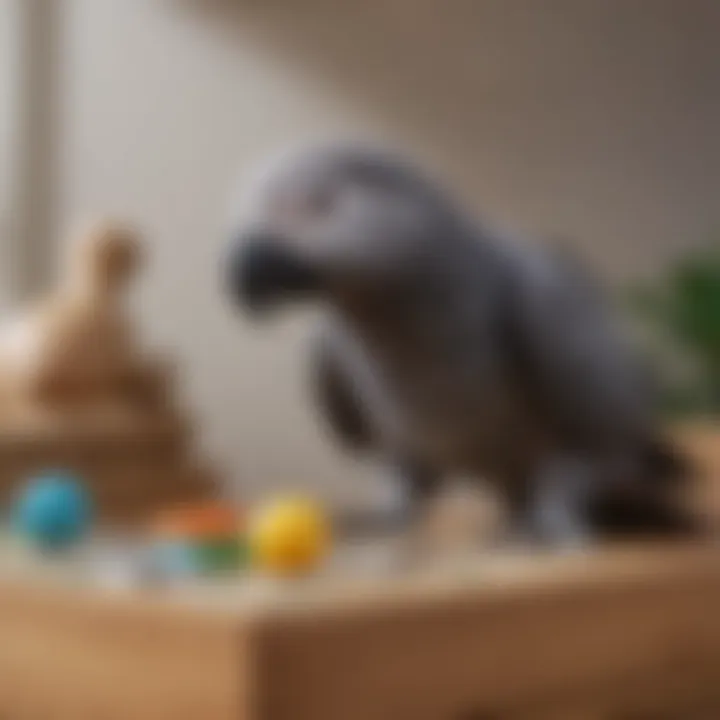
(225, 233, 323, 314)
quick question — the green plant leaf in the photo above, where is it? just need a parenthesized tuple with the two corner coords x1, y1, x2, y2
(666, 252, 720, 367)
(625, 243, 720, 419)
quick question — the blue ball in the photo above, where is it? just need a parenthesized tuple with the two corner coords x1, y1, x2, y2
(11, 472, 93, 551)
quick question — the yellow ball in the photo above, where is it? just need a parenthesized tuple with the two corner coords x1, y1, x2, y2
(248, 497, 331, 575)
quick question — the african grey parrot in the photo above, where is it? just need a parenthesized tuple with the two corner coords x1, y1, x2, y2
(225, 144, 698, 547)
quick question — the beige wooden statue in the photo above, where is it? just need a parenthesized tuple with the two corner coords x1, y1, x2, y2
(0, 221, 154, 413)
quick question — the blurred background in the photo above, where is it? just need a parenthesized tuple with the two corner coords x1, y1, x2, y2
(0, 0, 719, 513)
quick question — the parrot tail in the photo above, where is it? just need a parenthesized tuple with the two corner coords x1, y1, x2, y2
(642, 435, 695, 488)
(590, 490, 702, 538)
(590, 435, 707, 539)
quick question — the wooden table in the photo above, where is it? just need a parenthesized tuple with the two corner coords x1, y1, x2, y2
(1, 540, 719, 719)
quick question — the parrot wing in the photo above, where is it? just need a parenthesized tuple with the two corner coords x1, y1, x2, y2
(309, 324, 375, 452)
(500, 247, 658, 452)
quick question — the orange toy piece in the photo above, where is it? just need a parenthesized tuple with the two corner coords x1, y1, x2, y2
(152, 502, 241, 540)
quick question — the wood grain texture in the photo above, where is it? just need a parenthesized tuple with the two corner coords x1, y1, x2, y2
(0, 581, 253, 720)
(1, 543, 718, 720)
(250, 544, 720, 720)
(675, 420, 720, 527)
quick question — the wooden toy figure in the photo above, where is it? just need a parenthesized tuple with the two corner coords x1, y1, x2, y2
(0, 220, 143, 410)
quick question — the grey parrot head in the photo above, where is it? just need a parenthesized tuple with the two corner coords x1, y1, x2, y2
(225, 144, 461, 313)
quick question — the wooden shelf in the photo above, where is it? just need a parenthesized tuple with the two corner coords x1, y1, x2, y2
(0, 542, 718, 718)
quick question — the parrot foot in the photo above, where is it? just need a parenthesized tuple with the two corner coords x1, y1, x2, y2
(531, 457, 598, 550)
(503, 457, 599, 552)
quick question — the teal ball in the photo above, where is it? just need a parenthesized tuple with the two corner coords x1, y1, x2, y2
(11, 472, 94, 551)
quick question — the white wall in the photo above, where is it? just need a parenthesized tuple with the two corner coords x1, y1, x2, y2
(0, 0, 62, 304)
(53, 0, 720, 507)
(0, 1, 13, 210)
(0, 0, 21, 305)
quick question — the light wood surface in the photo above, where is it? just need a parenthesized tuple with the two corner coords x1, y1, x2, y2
(675, 420, 720, 526)
(0, 579, 248, 720)
(0, 540, 719, 719)
(250, 543, 720, 720)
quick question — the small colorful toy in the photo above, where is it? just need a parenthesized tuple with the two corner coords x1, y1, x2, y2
(247, 496, 331, 575)
(151, 502, 245, 576)
(10, 471, 94, 552)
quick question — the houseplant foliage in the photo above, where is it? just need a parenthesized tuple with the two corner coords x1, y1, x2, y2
(627, 244, 720, 418)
